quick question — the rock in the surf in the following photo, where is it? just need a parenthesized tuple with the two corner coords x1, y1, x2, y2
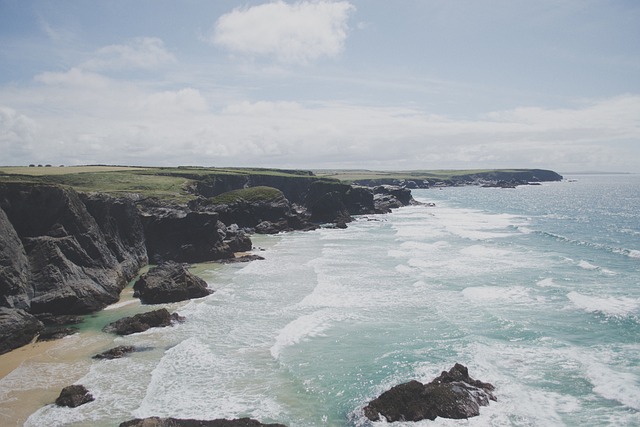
(92, 345, 137, 360)
(119, 417, 288, 427)
(55, 384, 95, 408)
(103, 308, 184, 335)
(133, 262, 212, 304)
(363, 363, 496, 422)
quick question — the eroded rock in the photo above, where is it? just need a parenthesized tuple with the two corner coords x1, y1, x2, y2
(363, 363, 496, 422)
(0, 307, 44, 355)
(103, 308, 184, 335)
(119, 417, 288, 427)
(55, 384, 94, 408)
(133, 262, 212, 304)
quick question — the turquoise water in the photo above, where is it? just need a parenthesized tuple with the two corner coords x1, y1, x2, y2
(15, 175, 640, 426)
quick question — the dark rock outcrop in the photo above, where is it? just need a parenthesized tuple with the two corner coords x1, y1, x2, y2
(140, 208, 232, 263)
(304, 181, 353, 224)
(37, 326, 79, 341)
(199, 188, 316, 234)
(0, 307, 44, 355)
(103, 308, 184, 335)
(363, 363, 496, 422)
(218, 254, 265, 264)
(0, 207, 30, 309)
(0, 183, 147, 315)
(373, 185, 416, 213)
(80, 193, 148, 279)
(133, 262, 212, 304)
(208, 191, 292, 229)
(120, 417, 287, 427)
(93, 345, 136, 360)
(55, 384, 95, 408)
(226, 231, 253, 253)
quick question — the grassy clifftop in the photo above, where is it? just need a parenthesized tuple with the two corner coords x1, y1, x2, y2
(0, 165, 563, 202)
(0, 166, 324, 203)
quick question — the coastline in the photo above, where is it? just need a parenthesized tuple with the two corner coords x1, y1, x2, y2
(0, 331, 113, 426)
(0, 251, 276, 426)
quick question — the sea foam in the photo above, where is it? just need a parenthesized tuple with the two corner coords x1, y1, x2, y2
(567, 291, 639, 318)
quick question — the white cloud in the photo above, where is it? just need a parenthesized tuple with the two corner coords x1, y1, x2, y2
(2, 65, 639, 172)
(211, 1, 355, 64)
(81, 37, 176, 71)
(0, 106, 38, 164)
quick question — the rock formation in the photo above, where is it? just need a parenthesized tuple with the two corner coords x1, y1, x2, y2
(0, 307, 43, 355)
(119, 417, 287, 427)
(133, 262, 212, 304)
(92, 345, 137, 360)
(103, 308, 184, 335)
(140, 207, 232, 263)
(0, 172, 419, 354)
(55, 384, 95, 408)
(363, 363, 496, 422)
(0, 183, 147, 315)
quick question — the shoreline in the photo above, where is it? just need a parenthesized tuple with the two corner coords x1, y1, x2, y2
(0, 331, 114, 426)
(0, 250, 275, 426)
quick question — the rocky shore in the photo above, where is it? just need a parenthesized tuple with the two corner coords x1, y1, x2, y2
(0, 167, 564, 424)
(0, 172, 419, 355)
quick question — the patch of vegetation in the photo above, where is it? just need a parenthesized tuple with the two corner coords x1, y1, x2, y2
(207, 186, 284, 205)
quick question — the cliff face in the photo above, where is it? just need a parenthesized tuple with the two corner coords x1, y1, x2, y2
(0, 183, 147, 314)
(140, 208, 232, 263)
(0, 207, 30, 309)
(0, 171, 418, 354)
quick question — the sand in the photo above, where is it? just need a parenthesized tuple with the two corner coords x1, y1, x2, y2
(0, 332, 114, 426)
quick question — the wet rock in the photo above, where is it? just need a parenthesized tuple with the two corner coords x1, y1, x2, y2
(103, 308, 184, 335)
(217, 254, 265, 264)
(92, 345, 136, 360)
(363, 363, 496, 422)
(0, 307, 44, 355)
(226, 232, 252, 253)
(55, 384, 95, 408)
(119, 418, 287, 427)
(133, 262, 212, 304)
(373, 185, 415, 213)
(37, 326, 79, 342)
(34, 313, 84, 326)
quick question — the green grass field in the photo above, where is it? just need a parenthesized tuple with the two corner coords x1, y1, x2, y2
(0, 165, 550, 202)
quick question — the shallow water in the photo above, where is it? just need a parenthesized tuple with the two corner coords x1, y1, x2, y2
(2, 174, 638, 426)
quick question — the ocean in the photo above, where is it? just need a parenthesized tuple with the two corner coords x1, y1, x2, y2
(3, 174, 639, 426)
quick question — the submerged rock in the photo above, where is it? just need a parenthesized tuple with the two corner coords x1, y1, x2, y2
(103, 308, 184, 335)
(119, 417, 287, 427)
(92, 345, 137, 360)
(55, 384, 94, 408)
(217, 254, 265, 264)
(133, 262, 212, 304)
(363, 363, 496, 422)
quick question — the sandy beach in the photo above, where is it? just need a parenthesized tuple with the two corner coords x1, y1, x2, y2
(0, 328, 119, 425)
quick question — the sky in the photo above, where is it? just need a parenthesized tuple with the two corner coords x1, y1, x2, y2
(1, 0, 639, 172)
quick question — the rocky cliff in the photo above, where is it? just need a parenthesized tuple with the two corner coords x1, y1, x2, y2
(0, 183, 147, 315)
(0, 183, 152, 353)
(0, 170, 420, 354)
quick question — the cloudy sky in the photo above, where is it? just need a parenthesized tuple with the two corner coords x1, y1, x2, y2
(1, 0, 639, 172)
